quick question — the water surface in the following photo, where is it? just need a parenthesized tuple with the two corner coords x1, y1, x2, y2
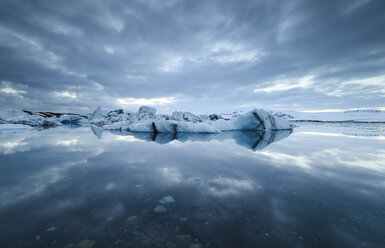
(0, 124, 384, 248)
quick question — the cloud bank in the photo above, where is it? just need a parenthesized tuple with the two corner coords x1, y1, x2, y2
(0, 0, 384, 113)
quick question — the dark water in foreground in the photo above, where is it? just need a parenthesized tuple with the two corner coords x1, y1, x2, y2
(0, 125, 385, 248)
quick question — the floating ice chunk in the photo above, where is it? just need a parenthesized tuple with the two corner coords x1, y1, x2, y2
(171, 111, 203, 122)
(198, 114, 209, 121)
(138, 106, 156, 115)
(46, 226, 56, 231)
(175, 121, 220, 133)
(159, 195, 175, 204)
(0, 109, 60, 127)
(171, 111, 184, 121)
(153, 120, 177, 133)
(101, 108, 290, 133)
(59, 114, 83, 123)
(0, 109, 30, 121)
(90, 106, 103, 121)
(135, 106, 157, 122)
(129, 121, 154, 132)
(213, 109, 292, 131)
(154, 205, 167, 213)
(183, 112, 201, 122)
(103, 121, 131, 131)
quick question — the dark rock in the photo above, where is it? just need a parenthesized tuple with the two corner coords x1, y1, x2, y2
(209, 114, 219, 121)
(175, 234, 192, 248)
(189, 244, 203, 248)
(166, 242, 177, 248)
(139, 238, 152, 248)
(75, 239, 96, 248)
(108, 109, 124, 116)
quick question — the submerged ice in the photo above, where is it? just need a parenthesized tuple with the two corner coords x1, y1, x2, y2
(0, 106, 293, 133)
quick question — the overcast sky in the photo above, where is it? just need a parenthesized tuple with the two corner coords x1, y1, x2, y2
(0, 0, 384, 114)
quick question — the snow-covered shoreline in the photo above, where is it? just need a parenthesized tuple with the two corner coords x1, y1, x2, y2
(0, 106, 293, 133)
(271, 110, 385, 123)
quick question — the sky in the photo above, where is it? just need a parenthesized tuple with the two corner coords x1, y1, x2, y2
(0, 0, 385, 114)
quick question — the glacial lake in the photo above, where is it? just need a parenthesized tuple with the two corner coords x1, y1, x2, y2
(0, 123, 385, 248)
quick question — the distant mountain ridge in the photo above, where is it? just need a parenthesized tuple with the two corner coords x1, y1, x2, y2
(270, 109, 385, 123)
(344, 109, 384, 113)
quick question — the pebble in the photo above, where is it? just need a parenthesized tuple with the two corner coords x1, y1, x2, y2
(175, 234, 192, 248)
(189, 244, 203, 248)
(193, 212, 207, 221)
(75, 239, 96, 248)
(166, 241, 177, 248)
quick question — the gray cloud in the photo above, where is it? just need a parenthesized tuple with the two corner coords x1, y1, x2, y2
(0, 0, 384, 113)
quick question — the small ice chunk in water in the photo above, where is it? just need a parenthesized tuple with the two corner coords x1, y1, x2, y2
(127, 215, 138, 222)
(159, 195, 175, 204)
(46, 226, 56, 231)
(154, 205, 167, 213)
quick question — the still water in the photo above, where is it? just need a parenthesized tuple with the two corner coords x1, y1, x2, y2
(0, 124, 384, 248)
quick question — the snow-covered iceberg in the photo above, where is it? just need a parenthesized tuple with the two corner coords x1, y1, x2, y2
(0, 109, 60, 127)
(0, 109, 90, 127)
(0, 106, 293, 133)
(103, 107, 292, 133)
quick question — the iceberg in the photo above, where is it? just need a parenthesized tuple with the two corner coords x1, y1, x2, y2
(0, 106, 293, 133)
(90, 106, 104, 122)
(0, 109, 60, 127)
(103, 107, 292, 133)
(59, 114, 84, 123)
(212, 109, 292, 131)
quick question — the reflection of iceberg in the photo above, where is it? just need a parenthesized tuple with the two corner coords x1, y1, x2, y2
(91, 125, 103, 139)
(230, 130, 292, 151)
(103, 129, 292, 151)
